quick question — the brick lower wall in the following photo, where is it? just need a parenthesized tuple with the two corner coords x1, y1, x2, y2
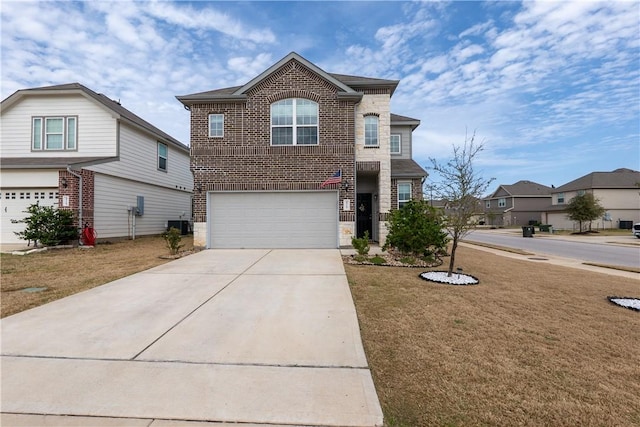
(58, 169, 95, 228)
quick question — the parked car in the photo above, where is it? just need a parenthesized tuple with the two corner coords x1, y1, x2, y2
(633, 223, 640, 239)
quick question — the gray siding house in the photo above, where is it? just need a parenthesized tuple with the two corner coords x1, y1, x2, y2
(484, 180, 552, 226)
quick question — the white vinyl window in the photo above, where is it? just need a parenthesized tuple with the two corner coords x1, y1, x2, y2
(398, 182, 411, 208)
(158, 142, 168, 172)
(209, 114, 224, 138)
(485, 201, 491, 208)
(271, 98, 318, 145)
(364, 115, 379, 146)
(390, 134, 401, 154)
(498, 198, 506, 207)
(557, 193, 565, 204)
(32, 116, 77, 150)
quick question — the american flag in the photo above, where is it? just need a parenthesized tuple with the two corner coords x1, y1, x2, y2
(320, 169, 342, 188)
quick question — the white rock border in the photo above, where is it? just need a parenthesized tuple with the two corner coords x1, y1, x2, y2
(607, 296, 640, 312)
(419, 271, 479, 285)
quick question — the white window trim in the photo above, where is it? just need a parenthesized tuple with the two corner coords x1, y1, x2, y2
(485, 201, 491, 208)
(208, 114, 224, 138)
(32, 116, 78, 151)
(557, 193, 565, 204)
(364, 115, 379, 147)
(390, 133, 401, 154)
(270, 98, 319, 146)
(398, 182, 412, 208)
(498, 198, 506, 208)
(157, 142, 168, 172)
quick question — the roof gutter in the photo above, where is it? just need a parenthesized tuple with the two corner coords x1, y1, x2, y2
(176, 94, 248, 107)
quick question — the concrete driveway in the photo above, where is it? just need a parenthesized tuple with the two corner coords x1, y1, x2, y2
(1, 249, 382, 427)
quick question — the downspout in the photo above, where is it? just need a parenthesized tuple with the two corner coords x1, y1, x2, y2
(66, 166, 83, 236)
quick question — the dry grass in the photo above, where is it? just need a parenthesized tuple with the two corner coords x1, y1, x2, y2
(3, 237, 638, 425)
(346, 246, 640, 427)
(1, 235, 193, 318)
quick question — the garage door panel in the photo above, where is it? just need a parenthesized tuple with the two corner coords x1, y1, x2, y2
(209, 192, 338, 249)
(1, 188, 59, 244)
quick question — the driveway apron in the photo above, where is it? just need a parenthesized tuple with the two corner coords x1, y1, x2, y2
(1, 249, 383, 427)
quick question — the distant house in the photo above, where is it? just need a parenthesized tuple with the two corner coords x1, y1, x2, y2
(0, 83, 193, 245)
(426, 197, 485, 225)
(542, 168, 640, 230)
(177, 52, 426, 249)
(484, 180, 552, 226)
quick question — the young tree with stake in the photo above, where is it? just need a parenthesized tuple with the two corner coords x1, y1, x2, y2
(430, 131, 495, 277)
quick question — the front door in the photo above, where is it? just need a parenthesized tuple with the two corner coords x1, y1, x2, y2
(356, 193, 372, 239)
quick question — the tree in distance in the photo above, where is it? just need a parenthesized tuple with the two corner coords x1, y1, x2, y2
(566, 193, 606, 233)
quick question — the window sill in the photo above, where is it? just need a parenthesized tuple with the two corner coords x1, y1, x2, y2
(363, 145, 380, 149)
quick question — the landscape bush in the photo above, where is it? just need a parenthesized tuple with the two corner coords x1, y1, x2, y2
(12, 203, 78, 247)
(383, 199, 449, 258)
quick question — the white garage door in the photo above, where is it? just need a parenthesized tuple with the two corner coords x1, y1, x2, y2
(209, 191, 338, 249)
(0, 188, 59, 244)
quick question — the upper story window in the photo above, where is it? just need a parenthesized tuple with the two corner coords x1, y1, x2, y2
(364, 115, 379, 146)
(271, 98, 318, 145)
(577, 189, 585, 196)
(398, 182, 412, 209)
(32, 116, 77, 151)
(485, 200, 491, 208)
(557, 193, 565, 204)
(208, 114, 224, 138)
(158, 142, 168, 172)
(390, 134, 401, 154)
(498, 198, 506, 207)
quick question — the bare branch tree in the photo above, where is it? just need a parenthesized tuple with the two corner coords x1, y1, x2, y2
(430, 130, 495, 276)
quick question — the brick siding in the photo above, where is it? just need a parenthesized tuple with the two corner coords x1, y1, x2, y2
(58, 169, 94, 228)
(190, 59, 357, 223)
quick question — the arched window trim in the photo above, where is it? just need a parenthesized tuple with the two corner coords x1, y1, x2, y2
(364, 114, 379, 147)
(270, 98, 319, 146)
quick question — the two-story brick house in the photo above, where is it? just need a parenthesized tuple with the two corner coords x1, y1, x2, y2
(177, 52, 426, 249)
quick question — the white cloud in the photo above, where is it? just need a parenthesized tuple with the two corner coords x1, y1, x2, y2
(145, 1, 276, 44)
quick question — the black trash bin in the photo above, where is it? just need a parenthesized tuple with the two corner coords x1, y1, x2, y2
(522, 226, 534, 237)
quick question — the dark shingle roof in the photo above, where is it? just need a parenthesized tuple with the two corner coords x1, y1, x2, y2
(2, 83, 188, 152)
(554, 168, 640, 192)
(0, 157, 117, 169)
(500, 180, 552, 196)
(391, 159, 427, 178)
(177, 52, 400, 105)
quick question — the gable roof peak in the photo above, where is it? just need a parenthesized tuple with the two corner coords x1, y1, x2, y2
(2, 82, 187, 151)
(233, 51, 358, 97)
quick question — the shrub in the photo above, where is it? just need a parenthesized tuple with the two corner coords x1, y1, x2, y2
(12, 203, 78, 247)
(162, 227, 184, 255)
(383, 199, 449, 257)
(351, 230, 370, 256)
(370, 255, 385, 265)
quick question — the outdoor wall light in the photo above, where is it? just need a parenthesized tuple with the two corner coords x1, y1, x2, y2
(61, 177, 68, 188)
(341, 180, 351, 191)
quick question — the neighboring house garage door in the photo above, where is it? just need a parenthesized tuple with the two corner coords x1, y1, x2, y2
(208, 191, 338, 249)
(0, 188, 59, 245)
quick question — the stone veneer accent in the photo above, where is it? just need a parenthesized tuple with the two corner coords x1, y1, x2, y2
(189, 59, 359, 247)
(355, 94, 392, 244)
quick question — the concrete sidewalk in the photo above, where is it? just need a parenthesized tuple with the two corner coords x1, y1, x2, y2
(1, 249, 383, 426)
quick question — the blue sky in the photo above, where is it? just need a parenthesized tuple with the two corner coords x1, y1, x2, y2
(2, 1, 639, 190)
